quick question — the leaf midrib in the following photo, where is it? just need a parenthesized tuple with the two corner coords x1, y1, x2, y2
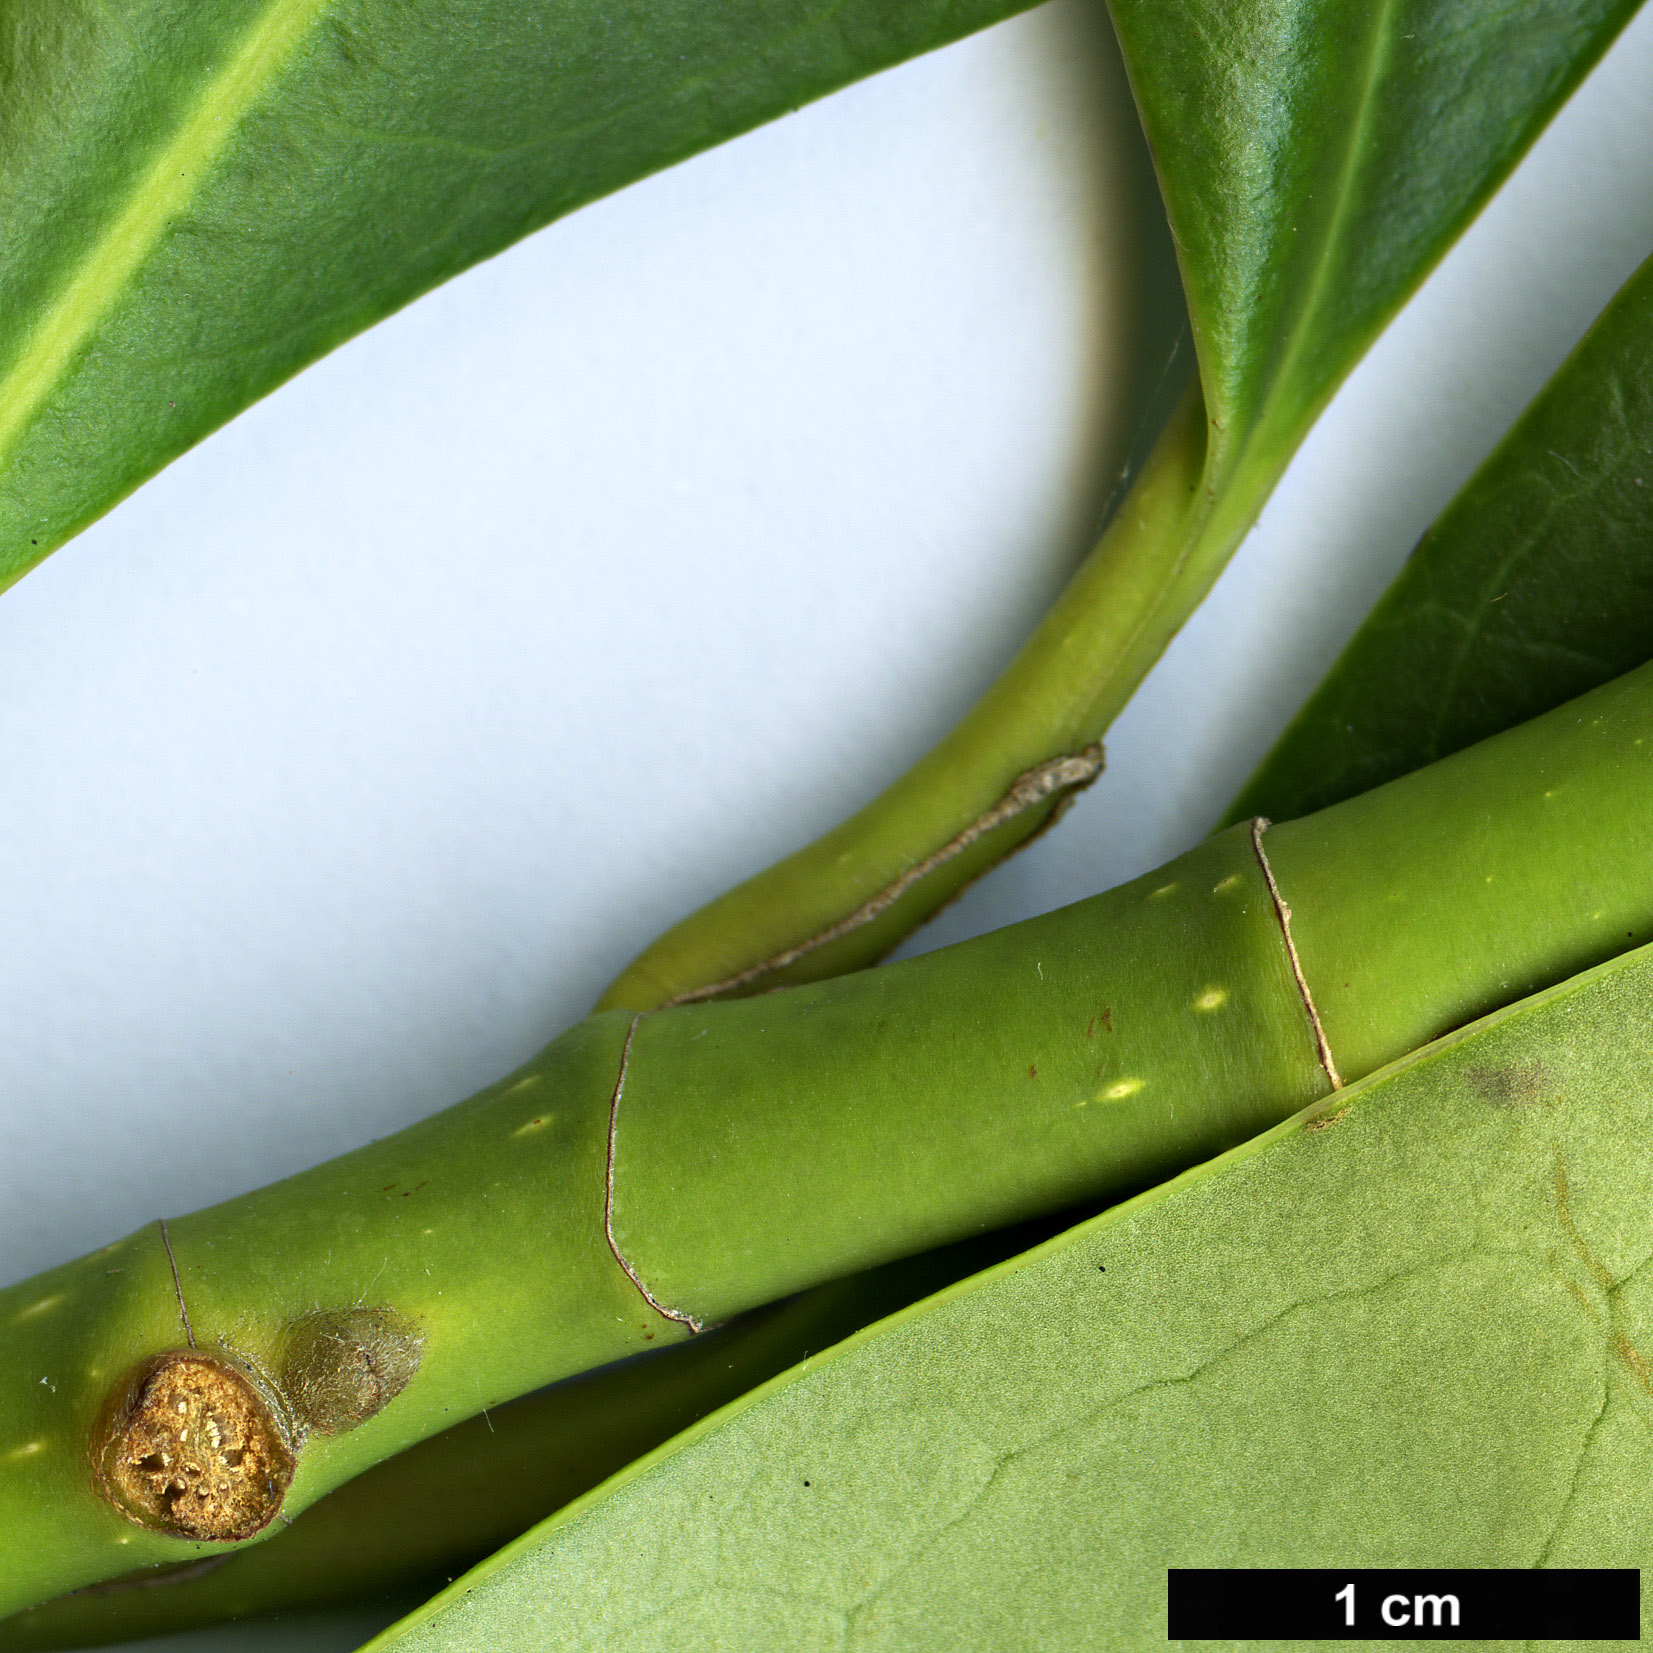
(1234, 0, 1398, 468)
(0, 0, 333, 469)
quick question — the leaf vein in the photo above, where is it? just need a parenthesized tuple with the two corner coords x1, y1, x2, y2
(0, 0, 336, 471)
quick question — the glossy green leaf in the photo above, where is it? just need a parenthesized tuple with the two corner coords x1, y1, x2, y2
(0, 0, 1038, 592)
(1230, 250, 1653, 826)
(368, 944, 1653, 1650)
(601, 0, 1646, 1010)
(1129, 0, 1639, 485)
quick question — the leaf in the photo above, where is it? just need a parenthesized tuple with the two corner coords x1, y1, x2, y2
(0, 0, 1039, 592)
(1229, 249, 1653, 826)
(600, 0, 1648, 1009)
(1123, 0, 1639, 485)
(364, 945, 1653, 1650)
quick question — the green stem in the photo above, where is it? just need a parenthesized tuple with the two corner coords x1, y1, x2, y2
(595, 372, 1324, 1014)
(597, 376, 1214, 1009)
(0, 1222, 1071, 1650)
(9, 658, 1653, 1614)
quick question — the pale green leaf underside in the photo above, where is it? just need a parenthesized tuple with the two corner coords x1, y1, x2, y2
(374, 946, 1653, 1650)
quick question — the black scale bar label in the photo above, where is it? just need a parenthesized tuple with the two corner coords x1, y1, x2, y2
(1167, 1568, 1639, 1640)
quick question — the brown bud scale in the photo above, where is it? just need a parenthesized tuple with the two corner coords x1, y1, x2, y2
(280, 1305, 423, 1436)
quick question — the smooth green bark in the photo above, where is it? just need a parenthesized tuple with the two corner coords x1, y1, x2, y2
(1270, 661, 1653, 1080)
(0, 1017, 658, 1613)
(367, 939, 1653, 1650)
(613, 820, 1316, 1325)
(10, 657, 1653, 1613)
(5, 0, 1647, 1638)
(0, 1226, 1075, 1649)
(0, 823, 1314, 1614)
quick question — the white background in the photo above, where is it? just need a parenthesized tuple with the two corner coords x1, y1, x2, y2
(3, 2, 1653, 1646)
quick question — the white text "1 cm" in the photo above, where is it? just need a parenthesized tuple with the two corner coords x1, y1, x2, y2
(1334, 1583, 1462, 1628)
